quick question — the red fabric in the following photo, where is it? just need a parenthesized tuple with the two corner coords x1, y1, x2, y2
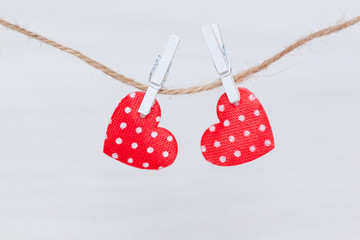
(103, 92, 178, 170)
(201, 87, 274, 166)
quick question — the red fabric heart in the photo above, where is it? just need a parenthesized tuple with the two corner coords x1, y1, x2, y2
(104, 91, 178, 170)
(201, 87, 274, 166)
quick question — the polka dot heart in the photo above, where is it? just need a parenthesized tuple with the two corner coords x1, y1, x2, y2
(104, 92, 178, 170)
(200, 87, 274, 166)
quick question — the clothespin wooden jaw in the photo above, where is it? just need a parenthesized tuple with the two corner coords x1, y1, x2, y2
(138, 35, 180, 116)
(202, 24, 240, 104)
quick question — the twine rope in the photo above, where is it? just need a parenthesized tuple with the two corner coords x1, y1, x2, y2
(1, 16, 359, 95)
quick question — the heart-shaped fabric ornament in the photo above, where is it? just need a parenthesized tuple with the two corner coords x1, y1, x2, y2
(104, 91, 178, 170)
(201, 87, 274, 166)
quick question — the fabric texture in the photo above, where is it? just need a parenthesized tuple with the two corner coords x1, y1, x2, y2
(201, 87, 274, 166)
(104, 92, 178, 170)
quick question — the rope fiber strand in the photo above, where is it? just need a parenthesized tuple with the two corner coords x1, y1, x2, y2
(1, 16, 359, 95)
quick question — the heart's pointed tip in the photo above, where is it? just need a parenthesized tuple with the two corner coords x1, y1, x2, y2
(103, 151, 174, 170)
(203, 147, 275, 167)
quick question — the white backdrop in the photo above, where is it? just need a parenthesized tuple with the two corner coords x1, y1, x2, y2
(0, 0, 360, 239)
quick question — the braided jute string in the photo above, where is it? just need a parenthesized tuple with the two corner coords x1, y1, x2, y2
(1, 16, 360, 95)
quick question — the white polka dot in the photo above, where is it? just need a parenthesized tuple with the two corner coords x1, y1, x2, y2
(238, 115, 245, 122)
(259, 124, 266, 132)
(254, 110, 260, 116)
(201, 145, 206, 152)
(219, 156, 226, 163)
(115, 138, 122, 144)
(156, 116, 161, 122)
(249, 94, 256, 101)
(109, 119, 112, 124)
(125, 107, 131, 114)
(129, 92, 136, 98)
(136, 127, 142, 133)
(158, 166, 163, 170)
(167, 136, 173, 142)
(147, 147, 154, 153)
(224, 120, 230, 127)
(229, 136, 235, 142)
(162, 151, 169, 157)
(264, 140, 271, 146)
(140, 113, 146, 118)
(234, 102, 240, 107)
(244, 130, 251, 137)
(249, 145, 256, 152)
(151, 131, 158, 138)
(120, 122, 127, 129)
(127, 158, 133, 163)
(214, 141, 221, 148)
(234, 150, 241, 157)
(209, 125, 216, 132)
(131, 142, 138, 149)
(143, 162, 149, 168)
(218, 105, 225, 112)
(112, 153, 118, 159)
